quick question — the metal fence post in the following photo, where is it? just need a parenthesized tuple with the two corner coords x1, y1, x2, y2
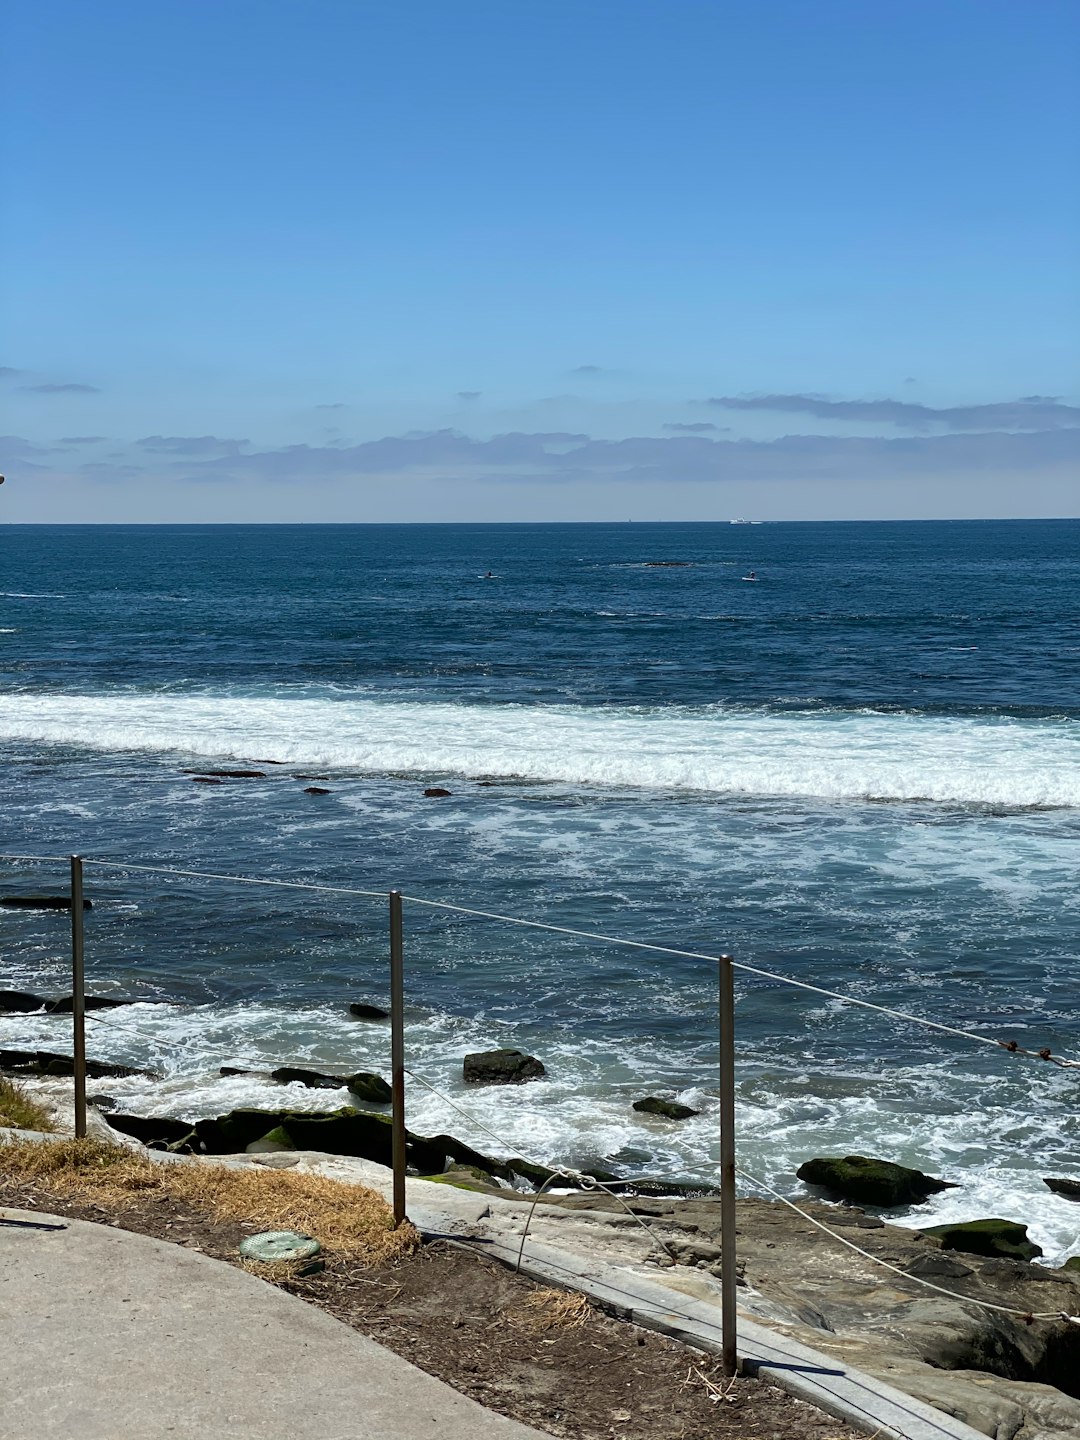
(718, 953, 737, 1374)
(389, 890, 407, 1226)
(70, 855, 87, 1139)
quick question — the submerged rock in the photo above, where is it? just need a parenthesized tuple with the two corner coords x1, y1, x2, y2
(181, 769, 267, 779)
(46, 995, 134, 1014)
(922, 1218, 1043, 1262)
(797, 1154, 956, 1208)
(423, 786, 452, 797)
(303, 786, 331, 795)
(463, 1048, 545, 1085)
(0, 895, 92, 910)
(633, 1096, 700, 1121)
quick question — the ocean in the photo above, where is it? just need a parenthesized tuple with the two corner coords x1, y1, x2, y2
(1, 520, 1078, 1258)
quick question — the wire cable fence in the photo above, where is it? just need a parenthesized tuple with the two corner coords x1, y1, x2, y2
(2, 849, 1078, 1366)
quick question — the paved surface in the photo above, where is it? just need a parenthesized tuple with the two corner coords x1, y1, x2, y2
(289, 1153, 989, 1440)
(0, 1207, 550, 1440)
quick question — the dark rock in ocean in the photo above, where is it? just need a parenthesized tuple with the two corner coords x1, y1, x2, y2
(348, 1002, 390, 1021)
(0, 895, 92, 911)
(463, 1048, 545, 1085)
(268, 1066, 391, 1103)
(797, 1154, 956, 1208)
(181, 769, 267, 779)
(1044, 1177, 1080, 1201)
(46, 994, 134, 1014)
(219, 1065, 256, 1077)
(294, 775, 330, 781)
(346, 1072, 392, 1104)
(270, 1066, 345, 1090)
(303, 786, 331, 795)
(0, 990, 46, 1013)
(192, 776, 223, 784)
(423, 786, 452, 797)
(0, 1048, 157, 1080)
(105, 1112, 197, 1148)
(86, 1093, 118, 1111)
(633, 1096, 700, 1121)
(922, 1218, 1043, 1262)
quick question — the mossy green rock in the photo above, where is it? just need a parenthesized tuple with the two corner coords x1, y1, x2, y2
(797, 1154, 954, 1207)
(346, 1072, 392, 1104)
(246, 1126, 295, 1153)
(922, 1218, 1043, 1262)
(1060, 1256, 1080, 1272)
(422, 1163, 497, 1193)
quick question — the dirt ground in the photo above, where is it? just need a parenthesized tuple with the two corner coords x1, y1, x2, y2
(0, 1177, 866, 1440)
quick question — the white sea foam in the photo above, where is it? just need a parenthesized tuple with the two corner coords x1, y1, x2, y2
(0, 692, 1077, 807)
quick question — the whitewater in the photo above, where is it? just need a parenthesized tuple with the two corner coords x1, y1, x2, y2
(2, 520, 1078, 1259)
(1, 693, 1077, 808)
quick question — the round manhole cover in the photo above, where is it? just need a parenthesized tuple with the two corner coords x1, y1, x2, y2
(239, 1230, 321, 1263)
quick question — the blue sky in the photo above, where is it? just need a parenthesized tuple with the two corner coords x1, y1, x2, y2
(2, 0, 1077, 521)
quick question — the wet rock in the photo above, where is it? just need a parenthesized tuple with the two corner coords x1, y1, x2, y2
(348, 1002, 389, 1021)
(633, 1096, 700, 1121)
(1061, 1257, 1080, 1273)
(270, 1066, 347, 1090)
(192, 776, 223, 784)
(303, 786, 331, 795)
(922, 1218, 1043, 1262)
(104, 1113, 197, 1147)
(0, 895, 92, 910)
(0, 990, 46, 1013)
(346, 1072, 392, 1104)
(423, 786, 452, 798)
(463, 1048, 545, 1085)
(1045, 1177, 1080, 1201)
(219, 1066, 256, 1077)
(86, 1094, 118, 1111)
(0, 1048, 156, 1080)
(796, 1154, 956, 1207)
(46, 995, 134, 1014)
(268, 1066, 391, 1104)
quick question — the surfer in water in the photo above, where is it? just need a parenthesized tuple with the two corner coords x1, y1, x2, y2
(743, 569, 757, 581)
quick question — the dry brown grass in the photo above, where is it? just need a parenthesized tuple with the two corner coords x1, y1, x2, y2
(0, 1078, 55, 1132)
(0, 1136, 419, 1264)
(515, 1285, 592, 1331)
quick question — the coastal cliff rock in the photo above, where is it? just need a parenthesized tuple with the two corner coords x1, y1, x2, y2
(797, 1153, 956, 1207)
(463, 1049, 545, 1085)
(503, 1190, 1080, 1438)
(1045, 1177, 1080, 1201)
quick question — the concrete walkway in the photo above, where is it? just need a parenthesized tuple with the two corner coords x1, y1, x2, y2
(0, 1207, 550, 1440)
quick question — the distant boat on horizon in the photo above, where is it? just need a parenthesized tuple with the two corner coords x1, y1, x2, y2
(729, 517, 758, 525)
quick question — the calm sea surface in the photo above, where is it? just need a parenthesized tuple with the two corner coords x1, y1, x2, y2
(1, 521, 1078, 1255)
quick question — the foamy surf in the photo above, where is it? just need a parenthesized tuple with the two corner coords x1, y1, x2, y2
(0, 692, 1077, 808)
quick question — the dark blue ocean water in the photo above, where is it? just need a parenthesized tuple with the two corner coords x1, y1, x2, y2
(1, 521, 1078, 1254)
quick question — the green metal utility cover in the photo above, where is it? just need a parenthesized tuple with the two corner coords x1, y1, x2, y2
(239, 1230, 321, 1263)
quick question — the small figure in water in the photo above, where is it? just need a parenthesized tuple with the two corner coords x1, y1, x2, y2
(743, 569, 757, 581)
